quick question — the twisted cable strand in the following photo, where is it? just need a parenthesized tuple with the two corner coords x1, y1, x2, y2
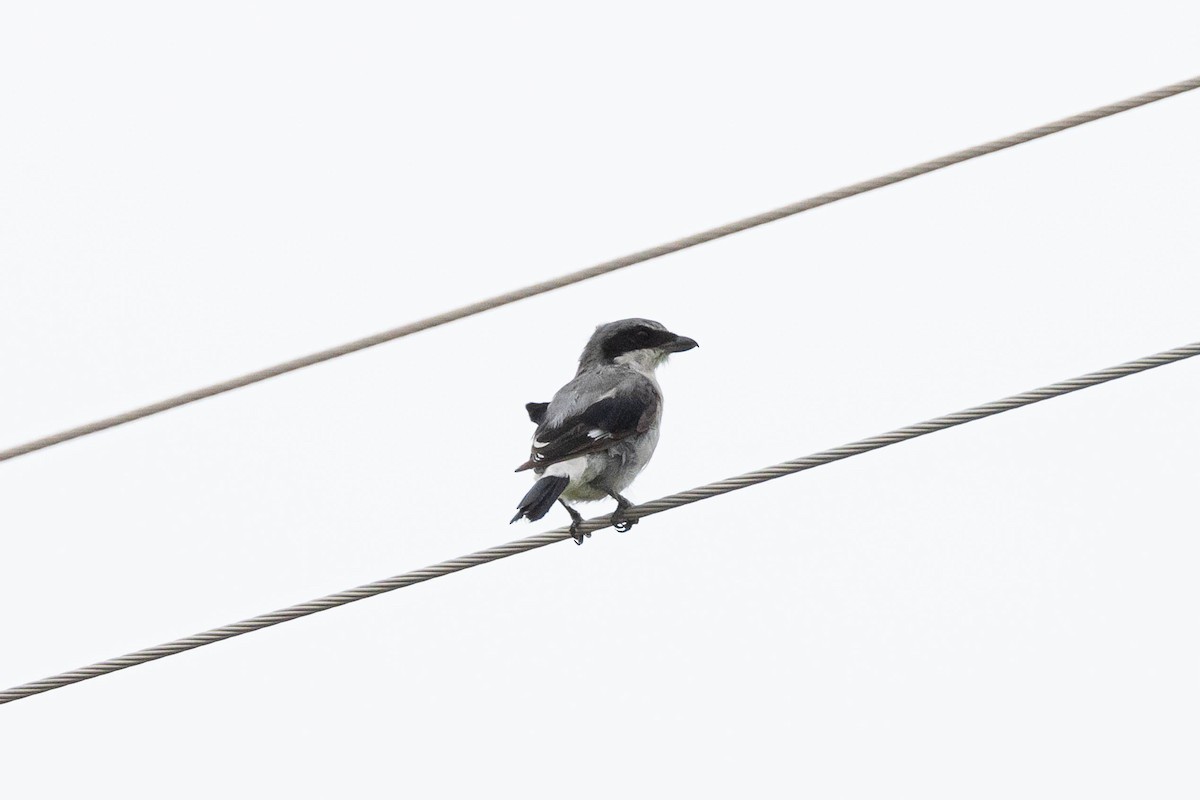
(3, 76, 1197, 463)
(2, 340, 1197, 705)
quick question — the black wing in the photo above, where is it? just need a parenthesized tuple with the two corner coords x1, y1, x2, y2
(515, 390, 659, 472)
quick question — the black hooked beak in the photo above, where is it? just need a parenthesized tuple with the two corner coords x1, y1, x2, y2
(664, 333, 699, 353)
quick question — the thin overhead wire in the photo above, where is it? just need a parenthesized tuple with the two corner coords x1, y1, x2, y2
(3, 76, 1198, 464)
(2, 339, 1197, 706)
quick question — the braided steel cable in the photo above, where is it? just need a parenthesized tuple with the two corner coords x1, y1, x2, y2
(3, 76, 1198, 464)
(2, 339, 1197, 706)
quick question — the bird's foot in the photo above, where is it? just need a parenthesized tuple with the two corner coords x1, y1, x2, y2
(561, 500, 588, 545)
(570, 521, 591, 545)
(610, 513, 637, 533)
(609, 493, 638, 533)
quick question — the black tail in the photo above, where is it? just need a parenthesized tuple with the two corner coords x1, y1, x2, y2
(511, 476, 570, 523)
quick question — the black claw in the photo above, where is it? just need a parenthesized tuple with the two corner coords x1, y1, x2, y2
(608, 493, 637, 533)
(561, 499, 588, 545)
(610, 513, 637, 533)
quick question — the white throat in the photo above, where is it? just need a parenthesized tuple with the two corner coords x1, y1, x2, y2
(614, 348, 666, 377)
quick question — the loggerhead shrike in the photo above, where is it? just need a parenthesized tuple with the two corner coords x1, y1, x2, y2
(511, 318, 699, 544)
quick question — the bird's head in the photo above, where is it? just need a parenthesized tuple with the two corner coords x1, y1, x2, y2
(579, 318, 699, 371)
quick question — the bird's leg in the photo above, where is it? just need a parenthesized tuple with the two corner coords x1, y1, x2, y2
(608, 492, 638, 533)
(560, 499, 588, 545)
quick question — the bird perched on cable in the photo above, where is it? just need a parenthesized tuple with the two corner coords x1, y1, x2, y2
(511, 318, 699, 544)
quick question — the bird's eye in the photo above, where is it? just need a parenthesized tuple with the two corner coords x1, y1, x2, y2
(635, 329, 650, 341)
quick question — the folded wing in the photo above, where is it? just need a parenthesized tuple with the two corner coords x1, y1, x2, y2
(516, 380, 659, 472)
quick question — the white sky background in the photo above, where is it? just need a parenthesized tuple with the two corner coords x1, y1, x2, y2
(1, 2, 1199, 797)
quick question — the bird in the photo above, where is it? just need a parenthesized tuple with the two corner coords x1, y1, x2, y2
(510, 318, 699, 544)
